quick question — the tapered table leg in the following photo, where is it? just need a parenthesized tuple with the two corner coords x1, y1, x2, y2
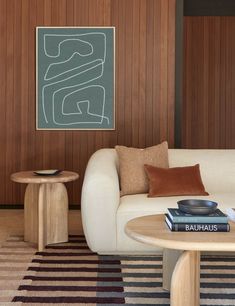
(170, 250, 200, 306)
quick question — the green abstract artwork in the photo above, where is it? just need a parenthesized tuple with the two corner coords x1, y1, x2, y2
(36, 27, 115, 130)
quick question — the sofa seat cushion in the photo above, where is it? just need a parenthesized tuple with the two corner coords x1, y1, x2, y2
(116, 193, 235, 252)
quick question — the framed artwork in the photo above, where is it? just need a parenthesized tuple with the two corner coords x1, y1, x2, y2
(36, 27, 115, 130)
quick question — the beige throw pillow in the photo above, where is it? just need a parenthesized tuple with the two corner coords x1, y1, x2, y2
(115, 141, 169, 196)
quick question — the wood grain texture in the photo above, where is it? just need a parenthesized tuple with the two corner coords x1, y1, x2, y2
(0, 0, 176, 205)
(183, 16, 235, 149)
(125, 214, 235, 252)
(11, 171, 79, 184)
(25, 182, 69, 251)
(45, 183, 68, 245)
(125, 214, 235, 305)
(171, 250, 200, 306)
(162, 248, 182, 291)
(24, 184, 39, 243)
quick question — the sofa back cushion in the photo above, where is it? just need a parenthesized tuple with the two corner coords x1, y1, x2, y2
(168, 149, 235, 193)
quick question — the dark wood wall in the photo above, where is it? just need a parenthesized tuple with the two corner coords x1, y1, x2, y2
(0, 0, 176, 205)
(183, 16, 235, 149)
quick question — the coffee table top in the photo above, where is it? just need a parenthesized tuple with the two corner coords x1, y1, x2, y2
(125, 214, 235, 252)
(11, 171, 79, 184)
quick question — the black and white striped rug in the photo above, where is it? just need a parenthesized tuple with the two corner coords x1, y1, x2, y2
(1, 235, 235, 305)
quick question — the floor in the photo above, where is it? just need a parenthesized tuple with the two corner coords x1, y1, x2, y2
(1, 210, 230, 256)
(0, 209, 83, 246)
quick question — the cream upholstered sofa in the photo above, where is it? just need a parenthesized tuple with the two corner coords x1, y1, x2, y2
(81, 148, 235, 254)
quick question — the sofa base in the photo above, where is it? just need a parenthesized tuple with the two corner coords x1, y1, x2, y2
(96, 250, 163, 255)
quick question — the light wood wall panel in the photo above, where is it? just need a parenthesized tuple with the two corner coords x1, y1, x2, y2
(183, 16, 235, 149)
(0, 0, 175, 205)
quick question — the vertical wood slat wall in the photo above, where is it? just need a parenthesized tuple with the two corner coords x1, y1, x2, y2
(183, 16, 235, 149)
(0, 0, 176, 205)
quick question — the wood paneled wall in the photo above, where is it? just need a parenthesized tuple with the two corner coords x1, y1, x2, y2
(183, 16, 235, 149)
(0, 0, 175, 205)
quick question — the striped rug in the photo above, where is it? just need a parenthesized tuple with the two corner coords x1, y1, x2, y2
(0, 235, 235, 305)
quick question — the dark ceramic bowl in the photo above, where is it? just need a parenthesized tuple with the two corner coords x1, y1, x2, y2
(177, 199, 218, 215)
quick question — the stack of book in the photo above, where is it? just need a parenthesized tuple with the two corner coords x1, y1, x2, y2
(165, 208, 230, 232)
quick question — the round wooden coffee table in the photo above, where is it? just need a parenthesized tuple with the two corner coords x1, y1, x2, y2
(125, 214, 235, 306)
(11, 171, 79, 251)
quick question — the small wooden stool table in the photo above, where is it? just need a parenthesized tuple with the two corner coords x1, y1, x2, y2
(11, 171, 79, 251)
(125, 214, 235, 306)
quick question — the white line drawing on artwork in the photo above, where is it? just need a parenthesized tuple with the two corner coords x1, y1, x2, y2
(51, 67, 106, 125)
(44, 33, 104, 57)
(54, 85, 109, 125)
(42, 32, 109, 126)
(42, 61, 104, 123)
(43, 33, 106, 81)
(44, 56, 103, 81)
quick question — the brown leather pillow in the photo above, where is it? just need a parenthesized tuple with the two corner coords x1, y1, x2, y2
(115, 142, 169, 196)
(144, 164, 209, 197)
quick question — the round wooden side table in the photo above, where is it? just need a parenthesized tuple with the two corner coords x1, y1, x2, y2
(11, 171, 79, 251)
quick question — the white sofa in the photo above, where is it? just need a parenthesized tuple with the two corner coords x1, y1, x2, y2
(81, 148, 235, 254)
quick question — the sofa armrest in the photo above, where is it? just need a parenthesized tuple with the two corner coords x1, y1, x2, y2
(81, 148, 120, 253)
